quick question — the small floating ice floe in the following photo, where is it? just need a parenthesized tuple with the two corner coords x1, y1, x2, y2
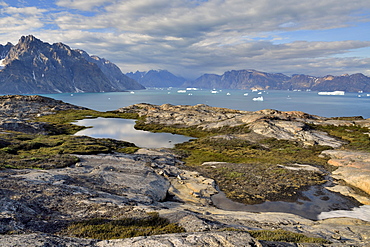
(252, 96, 264, 101)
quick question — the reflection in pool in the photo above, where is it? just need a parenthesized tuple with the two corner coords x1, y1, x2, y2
(74, 118, 193, 148)
(212, 185, 362, 220)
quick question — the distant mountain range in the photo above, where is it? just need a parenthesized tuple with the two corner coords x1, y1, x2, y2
(127, 69, 370, 93)
(125, 70, 186, 88)
(2, 35, 370, 94)
(181, 69, 370, 92)
(0, 35, 144, 94)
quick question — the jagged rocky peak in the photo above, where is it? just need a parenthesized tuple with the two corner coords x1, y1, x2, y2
(0, 35, 144, 93)
(19, 34, 43, 45)
(4, 35, 48, 63)
(15, 35, 46, 52)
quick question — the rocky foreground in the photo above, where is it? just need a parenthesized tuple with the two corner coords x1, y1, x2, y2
(0, 96, 370, 246)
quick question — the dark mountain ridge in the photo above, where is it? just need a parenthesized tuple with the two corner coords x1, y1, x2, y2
(182, 69, 370, 92)
(0, 35, 144, 94)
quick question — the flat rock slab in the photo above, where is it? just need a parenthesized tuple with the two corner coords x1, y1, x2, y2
(13, 154, 171, 204)
(321, 150, 370, 196)
(0, 153, 172, 234)
(96, 231, 260, 247)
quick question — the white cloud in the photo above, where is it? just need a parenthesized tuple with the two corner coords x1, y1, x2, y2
(56, 0, 112, 11)
(0, 6, 46, 33)
(0, 16, 44, 32)
(5, 6, 47, 15)
(2, 0, 370, 78)
(91, 0, 370, 36)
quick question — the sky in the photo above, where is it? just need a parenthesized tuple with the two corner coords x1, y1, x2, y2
(1, 0, 370, 79)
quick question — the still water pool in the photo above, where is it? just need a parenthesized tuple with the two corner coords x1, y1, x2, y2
(73, 117, 193, 148)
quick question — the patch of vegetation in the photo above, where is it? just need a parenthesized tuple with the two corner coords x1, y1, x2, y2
(172, 135, 329, 204)
(62, 212, 185, 240)
(0, 109, 141, 170)
(177, 137, 329, 167)
(0, 132, 138, 169)
(313, 124, 370, 152)
(135, 120, 251, 138)
(248, 229, 331, 244)
(329, 116, 364, 120)
(195, 161, 325, 204)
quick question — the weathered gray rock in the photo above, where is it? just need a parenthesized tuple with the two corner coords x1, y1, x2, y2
(0, 233, 96, 246)
(0, 95, 87, 133)
(96, 231, 260, 247)
(248, 119, 344, 148)
(0, 153, 173, 234)
(118, 103, 348, 147)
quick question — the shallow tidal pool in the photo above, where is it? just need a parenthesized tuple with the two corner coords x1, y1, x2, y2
(73, 117, 194, 148)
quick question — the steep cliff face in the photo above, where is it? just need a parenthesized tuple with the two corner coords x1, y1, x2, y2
(126, 70, 186, 87)
(78, 50, 144, 90)
(0, 35, 144, 94)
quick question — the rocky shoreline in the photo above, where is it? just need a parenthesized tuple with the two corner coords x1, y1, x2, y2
(0, 95, 370, 246)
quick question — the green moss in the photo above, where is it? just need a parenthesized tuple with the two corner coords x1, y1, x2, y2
(172, 136, 329, 204)
(0, 108, 142, 170)
(248, 229, 331, 243)
(117, 146, 140, 154)
(62, 213, 185, 240)
(135, 120, 251, 138)
(313, 124, 370, 152)
(0, 133, 138, 170)
(177, 137, 329, 167)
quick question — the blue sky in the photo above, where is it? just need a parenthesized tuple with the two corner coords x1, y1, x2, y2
(1, 0, 370, 79)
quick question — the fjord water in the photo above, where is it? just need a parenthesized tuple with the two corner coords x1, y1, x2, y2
(43, 88, 370, 118)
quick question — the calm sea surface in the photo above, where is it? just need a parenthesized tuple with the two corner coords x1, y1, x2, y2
(42, 88, 370, 118)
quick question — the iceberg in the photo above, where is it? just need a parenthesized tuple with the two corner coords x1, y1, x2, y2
(318, 91, 345, 95)
(252, 96, 264, 101)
